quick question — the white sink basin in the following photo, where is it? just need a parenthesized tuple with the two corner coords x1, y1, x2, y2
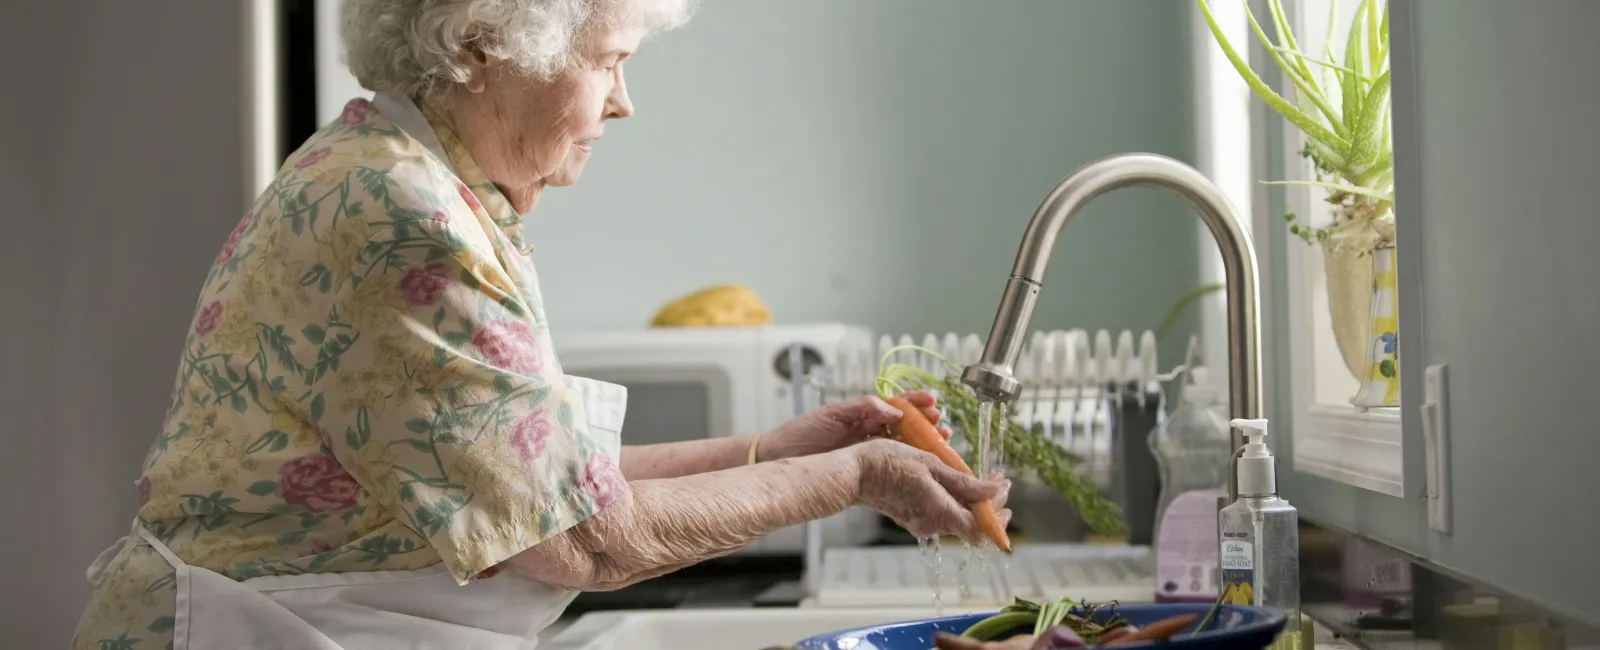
(541, 606, 991, 650)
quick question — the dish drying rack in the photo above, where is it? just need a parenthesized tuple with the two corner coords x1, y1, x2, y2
(785, 329, 1196, 608)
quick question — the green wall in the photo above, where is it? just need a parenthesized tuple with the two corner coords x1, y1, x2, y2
(532, 0, 1202, 363)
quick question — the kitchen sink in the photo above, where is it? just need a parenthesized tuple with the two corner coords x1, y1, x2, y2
(540, 606, 991, 650)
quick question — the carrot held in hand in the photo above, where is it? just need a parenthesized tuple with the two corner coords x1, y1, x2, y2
(884, 396, 1013, 553)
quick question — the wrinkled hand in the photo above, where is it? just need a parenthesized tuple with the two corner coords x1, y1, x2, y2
(759, 391, 949, 462)
(852, 438, 1011, 545)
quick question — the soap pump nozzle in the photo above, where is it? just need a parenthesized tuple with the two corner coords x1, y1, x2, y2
(1230, 418, 1275, 497)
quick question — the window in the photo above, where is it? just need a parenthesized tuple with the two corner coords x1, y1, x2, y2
(1277, 0, 1404, 496)
(1192, 0, 1403, 497)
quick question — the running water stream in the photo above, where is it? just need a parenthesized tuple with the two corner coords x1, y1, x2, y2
(917, 536, 944, 614)
(915, 397, 1015, 608)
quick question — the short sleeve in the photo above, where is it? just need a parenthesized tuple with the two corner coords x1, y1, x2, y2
(312, 179, 623, 584)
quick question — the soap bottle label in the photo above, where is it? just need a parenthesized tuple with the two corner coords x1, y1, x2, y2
(1220, 533, 1255, 605)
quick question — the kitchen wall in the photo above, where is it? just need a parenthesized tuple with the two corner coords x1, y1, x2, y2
(1272, 0, 1600, 626)
(0, 1, 249, 647)
(0, 0, 1198, 646)
(532, 0, 1201, 350)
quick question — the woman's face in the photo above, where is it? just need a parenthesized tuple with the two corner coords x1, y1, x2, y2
(446, 20, 644, 212)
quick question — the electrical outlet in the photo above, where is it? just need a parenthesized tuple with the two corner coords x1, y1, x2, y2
(1422, 364, 1452, 533)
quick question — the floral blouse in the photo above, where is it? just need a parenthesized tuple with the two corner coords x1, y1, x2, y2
(72, 98, 624, 650)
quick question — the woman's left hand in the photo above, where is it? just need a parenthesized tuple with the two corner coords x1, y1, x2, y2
(758, 391, 950, 462)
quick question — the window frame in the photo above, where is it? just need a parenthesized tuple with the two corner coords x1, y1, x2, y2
(1274, 0, 1405, 496)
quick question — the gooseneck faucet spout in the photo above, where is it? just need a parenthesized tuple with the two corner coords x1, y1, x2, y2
(960, 153, 1263, 502)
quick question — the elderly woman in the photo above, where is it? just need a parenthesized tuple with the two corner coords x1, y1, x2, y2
(73, 0, 1010, 647)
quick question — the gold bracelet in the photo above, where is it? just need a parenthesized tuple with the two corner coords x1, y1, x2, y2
(747, 436, 761, 465)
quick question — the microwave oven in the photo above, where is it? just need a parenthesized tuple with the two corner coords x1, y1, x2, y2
(552, 323, 883, 555)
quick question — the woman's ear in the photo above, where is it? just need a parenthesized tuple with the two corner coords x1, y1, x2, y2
(457, 42, 490, 94)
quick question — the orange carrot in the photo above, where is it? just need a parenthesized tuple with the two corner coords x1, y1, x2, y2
(885, 396, 1012, 553)
(1103, 614, 1199, 646)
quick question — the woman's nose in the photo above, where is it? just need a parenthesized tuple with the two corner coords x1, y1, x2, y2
(607, 73, 634, 119)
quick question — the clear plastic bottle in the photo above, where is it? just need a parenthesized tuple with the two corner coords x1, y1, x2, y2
(1148, 366, 1233, 603)
(1219, 419, 1302, 650)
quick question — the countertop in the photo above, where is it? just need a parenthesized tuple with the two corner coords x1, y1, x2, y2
(561, 555, 804, 616)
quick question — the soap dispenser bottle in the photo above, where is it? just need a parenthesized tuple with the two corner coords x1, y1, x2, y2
(1219, 418, 1303, 650)
(1148, 366, 1232, 603)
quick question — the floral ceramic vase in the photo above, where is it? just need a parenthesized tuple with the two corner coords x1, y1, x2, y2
(1348, 243, 1399, 408)
(1322, 244, 1374, 379)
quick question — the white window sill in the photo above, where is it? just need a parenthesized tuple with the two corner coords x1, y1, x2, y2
(1292, 404, 1404, 496)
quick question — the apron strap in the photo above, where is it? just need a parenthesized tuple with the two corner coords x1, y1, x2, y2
(135, 522, 188, 571)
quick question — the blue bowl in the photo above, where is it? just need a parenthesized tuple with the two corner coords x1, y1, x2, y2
(794, 603, 1287, 649)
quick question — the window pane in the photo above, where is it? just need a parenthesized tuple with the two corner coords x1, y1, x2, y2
(1293, 0, 1395, 409)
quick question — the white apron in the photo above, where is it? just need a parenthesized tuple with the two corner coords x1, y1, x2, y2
(90, 375, 626, 649)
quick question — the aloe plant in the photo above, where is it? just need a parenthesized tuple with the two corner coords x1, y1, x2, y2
(1198, 0, 1393, 246)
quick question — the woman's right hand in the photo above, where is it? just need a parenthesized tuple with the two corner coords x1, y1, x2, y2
(851, 438, 1012, 545)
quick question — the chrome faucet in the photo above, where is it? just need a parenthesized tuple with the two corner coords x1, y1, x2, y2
(960, 153, 1263, 502)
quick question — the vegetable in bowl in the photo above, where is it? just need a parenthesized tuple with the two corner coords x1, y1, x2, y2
(790, 596, 1290, 650)
(931, 597, 1209, 649)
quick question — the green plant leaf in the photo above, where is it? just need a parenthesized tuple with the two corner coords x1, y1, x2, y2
(1347, 70, 1392, 170)
(1269, 46, 1368, 80)
(1379, 1, 1391, 64)
(1268, 0, 1326, 112)
(1261, 179, 1394, 204)
(1247, 3, 1345, 137)
(1370, 164, 1394, 192)
(1367, 0, 1384, 78)
(1380, 86, 1393, 156)
(1323, 0, 1341, 93)
(1303, 137, 1350, 174)
(1198, 0, 1349, 152)
(1156, 283, 1225, 342)
(1341, 1, 1369, 128)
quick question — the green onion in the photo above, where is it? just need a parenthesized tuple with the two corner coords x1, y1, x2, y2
(1191, 592, 1227, 638)
(959, 612, 1038, 641)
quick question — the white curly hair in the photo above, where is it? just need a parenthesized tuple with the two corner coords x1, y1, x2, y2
(342, 0, 696, 102)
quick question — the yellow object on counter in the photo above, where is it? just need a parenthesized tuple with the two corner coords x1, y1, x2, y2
(1269, 612, 1314, 650)
(649, 284, 773, 327)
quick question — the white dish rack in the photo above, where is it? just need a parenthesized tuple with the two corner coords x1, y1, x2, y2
(790, 328, 1185, 608)
(811, 328, 1165, 488)
(810, 543, 1156, 608)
